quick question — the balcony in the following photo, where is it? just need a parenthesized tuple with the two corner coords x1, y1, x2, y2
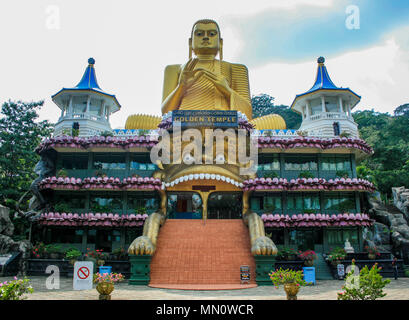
(57, 113, 109, 124)
(307, 112, 354, 122)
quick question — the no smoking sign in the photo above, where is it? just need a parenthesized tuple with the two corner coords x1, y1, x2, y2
(73, 261, 93, 290)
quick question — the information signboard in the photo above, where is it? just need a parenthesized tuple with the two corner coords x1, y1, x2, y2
(172, 110, 238, 128)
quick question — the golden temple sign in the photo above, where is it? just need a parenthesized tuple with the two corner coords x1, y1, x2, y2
(172, 110, 238, 128)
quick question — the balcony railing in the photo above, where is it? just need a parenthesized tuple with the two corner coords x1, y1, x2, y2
(57, 113, 109, 123)
(307, 112, 353, 122)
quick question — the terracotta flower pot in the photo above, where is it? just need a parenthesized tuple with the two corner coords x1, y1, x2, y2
(97, 259, 105, 266)
(96, 282, 114, 300)
(368, 253, 376, 260)
(284, 283, 300, 300)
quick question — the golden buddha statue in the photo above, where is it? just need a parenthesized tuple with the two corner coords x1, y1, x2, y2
(128, 19, 278, 257)
(161, 19, 253, 120)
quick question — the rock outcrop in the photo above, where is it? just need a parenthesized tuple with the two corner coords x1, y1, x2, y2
(393, 186, 409, 219)
(367, 194, 409, 251)
(0, 205, 30, 275)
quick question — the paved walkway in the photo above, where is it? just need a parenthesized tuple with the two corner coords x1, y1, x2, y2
(1, 276, 409, 300)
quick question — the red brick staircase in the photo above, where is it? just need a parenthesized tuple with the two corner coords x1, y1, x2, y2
(149, 219, 257, 290)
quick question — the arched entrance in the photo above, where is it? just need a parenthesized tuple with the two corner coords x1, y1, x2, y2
(207, 192, 242, 219)
(167, 192, 202, 219)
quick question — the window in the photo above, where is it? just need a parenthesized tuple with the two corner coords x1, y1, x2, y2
(263, 196, 282, 211)
(72, 96, 87, 113)
(310, 98, 321, 115)
(90, 195, 122, 212)
(130, 154, 157, 171)
(321, 156, 351, 171)
(325, 97, 339, 113)
(258, 155, 280, 171)
(50, 229, 83, 243)
(284, 157, 317, 171)
(327, 228, 358, 245)
(54, 194, 86, 210)
(89, 98, 102, 116)
(323, 193, 356, 212)
(60, 154, 88, 170)
(93, 154, 126, 170)
(127, 194, 159, 213)
(287, 193, 320, 211)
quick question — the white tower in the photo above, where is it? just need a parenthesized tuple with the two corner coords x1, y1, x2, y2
(52, 58, 121, 137)
(290, 57, 361, 138)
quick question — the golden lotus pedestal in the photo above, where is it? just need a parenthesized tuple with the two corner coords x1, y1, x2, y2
(284, 283, 300, 300)
(96, 282, 114, 300)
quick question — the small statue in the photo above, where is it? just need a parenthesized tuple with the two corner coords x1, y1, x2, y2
(344, 238, 354, 253)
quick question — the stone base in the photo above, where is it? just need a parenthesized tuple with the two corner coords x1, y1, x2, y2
(254, 255, 276, 285)
(128, 255, 152, 285)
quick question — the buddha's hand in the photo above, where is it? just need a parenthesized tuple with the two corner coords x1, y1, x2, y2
(178, 59, 205, 90)
(201, 70, 232, 97)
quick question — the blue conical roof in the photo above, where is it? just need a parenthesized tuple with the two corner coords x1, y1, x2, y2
(290, 57, 360, 110)
(74, 57, 101, 90)
(52, 58, 121, 112)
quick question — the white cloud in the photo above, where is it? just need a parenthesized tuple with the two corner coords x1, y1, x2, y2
(250, 26, 409, 114)
(0, 0, 407, 131)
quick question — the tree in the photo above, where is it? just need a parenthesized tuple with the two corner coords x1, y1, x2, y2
(251, 93, 302, 129)
(0, 100, 53, 234)
(353, 106, 409, 198)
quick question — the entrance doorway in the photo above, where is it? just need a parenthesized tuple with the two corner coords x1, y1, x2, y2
(208, 192, 242, 219)
(167, 192, 202, 219)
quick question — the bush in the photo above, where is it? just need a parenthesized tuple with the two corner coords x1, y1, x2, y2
(276, 247, 298, 260)
(337, 261, 390, 300)
(0, 277, 34, 300)
(298, 171, 314, 179)
(31, 242, 46, 258)
(65, 248, 82, 260)
(269, 268, 307, 288)
(327, 247, 347, 263)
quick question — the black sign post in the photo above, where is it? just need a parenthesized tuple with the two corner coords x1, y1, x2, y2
(240, 265, 250, 284)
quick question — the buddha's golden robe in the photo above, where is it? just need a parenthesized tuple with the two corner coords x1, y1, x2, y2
(162, 59, 253, 120)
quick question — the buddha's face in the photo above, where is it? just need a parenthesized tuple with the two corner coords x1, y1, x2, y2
(191, 22, 220, 56)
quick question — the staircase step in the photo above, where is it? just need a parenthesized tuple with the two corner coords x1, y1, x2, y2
(149, 219, 256, 286)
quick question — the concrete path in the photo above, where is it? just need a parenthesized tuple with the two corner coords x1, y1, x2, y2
(1, 276, 409, 300)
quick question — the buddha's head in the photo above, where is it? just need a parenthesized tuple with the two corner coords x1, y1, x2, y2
(189, 19, 223, 59)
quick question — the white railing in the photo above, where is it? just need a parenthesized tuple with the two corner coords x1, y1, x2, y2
(57, 113, 109, 123)
(307, 112, 353, 122)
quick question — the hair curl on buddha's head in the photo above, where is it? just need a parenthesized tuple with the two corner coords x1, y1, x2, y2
(190, 19, 221, 38)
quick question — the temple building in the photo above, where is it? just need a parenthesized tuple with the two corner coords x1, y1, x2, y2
(30, 20, 380, 287)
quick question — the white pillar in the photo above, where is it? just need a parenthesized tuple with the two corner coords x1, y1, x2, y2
(306, 100, 311, 119)
(347, 105, 351, 117)
(68, 96, 73, 115)
(338, 96, 343, 113)
(86, 95, 91, 114)
(101, 100, 106, 120)
(106, 106, 110, 121)
(321, 96, 326, 113)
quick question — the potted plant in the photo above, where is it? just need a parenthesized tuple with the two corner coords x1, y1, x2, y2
(298, 250, 317, 267)
(269, 268, 307, 300)
(65, 248, 82, 265)
(365, 245, 381, 260)
(45, 244, 63, 259)
(112, 248, 127, 261)
(327, 247, 347, 266)
(277, 247, 298, 261)
(86, 249, 107, 266)
(31, 242, 46, 259)
(93, 272, 125, 300)
(57, 168, 68, 178)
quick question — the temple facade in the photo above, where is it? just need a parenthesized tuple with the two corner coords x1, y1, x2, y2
(32, 56, 375, 258)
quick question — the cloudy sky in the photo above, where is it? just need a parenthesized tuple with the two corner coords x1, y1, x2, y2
(1, 0, 408, 129)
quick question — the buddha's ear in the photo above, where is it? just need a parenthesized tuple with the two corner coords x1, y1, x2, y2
(188, 38, 192, 59)
(219, 38, 223, 61)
